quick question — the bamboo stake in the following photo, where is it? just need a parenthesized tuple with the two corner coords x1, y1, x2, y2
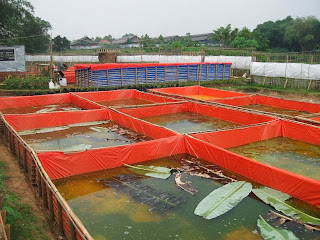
(23, 148, 27, 173)
(120, 68, 123, 86)
(215, 64, 217, 80)
(145, 67, 148, 84)
(107, 70, 109, 87)
(222, 64, 225, 80)
(155, 66, 157, 83)
(307, 56, 313, 91)
(187, 65, 189, 82)
(164, 66, 167, 82)
(176, 66, 179, 82)
(36, 169, 42, 197)
(284, 78, 289, 88)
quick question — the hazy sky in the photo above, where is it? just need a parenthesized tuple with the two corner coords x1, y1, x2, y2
(29, 0, 320, 40)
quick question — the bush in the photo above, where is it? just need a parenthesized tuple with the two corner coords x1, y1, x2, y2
(1, 76, 49, 90)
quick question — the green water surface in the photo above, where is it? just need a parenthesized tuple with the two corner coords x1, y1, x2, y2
(141, 112, 240, 134)
(54, 154, 320, 240)
(228, 137, 320, 181)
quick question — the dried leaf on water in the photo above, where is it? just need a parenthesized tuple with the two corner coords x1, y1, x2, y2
(194, 181, 252, 219)
(35, 107, 57, 113)
(97, 174, 184, 212)
(174, 172, 198, 195)
(253, 187, 320, 225)
(257, 215, 299, 240)
(89, 126, 110, 132)
(124, 163, 172, 179)
(182, 158, 236, 182)
(267, 210, 320, 231)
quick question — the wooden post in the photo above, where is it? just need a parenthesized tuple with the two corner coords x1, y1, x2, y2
(187, 65, 189, 81)
(135, 68, 138, 85)
(5, 225, 10, 240)
(120, 68, 123, 86)
(263, 76, 267, 85)
(145, 68, 148, 84)
(222, 64, 225, 80)
(36, 170, 42, 197)
(206, 64, 209, 81)
(155, 67, 158, 83)
(68, 219, 76, 240)
(49, 35, 54, 79)
(307, 56, 314, 91)
(164, 66, 167, 82)
(41, 178, 48, 209)
(47, 190, 54, 221)
(57, 202, 64, 234)
(107, 70, 109, 87)
(196, 65, 199, 83)
(23, 148, 27, 173)
(215, 64, 218, 80)
(176, 66, 179, 82)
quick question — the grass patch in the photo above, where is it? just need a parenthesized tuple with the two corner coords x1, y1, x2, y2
(0, 161, 52, 240)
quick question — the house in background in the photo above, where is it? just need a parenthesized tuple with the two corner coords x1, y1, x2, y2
(70, 36, 99, 49)
(112, 35, 140, 48)
(98, 39, 111, 45)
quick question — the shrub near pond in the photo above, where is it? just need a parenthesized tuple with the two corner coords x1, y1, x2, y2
(1, 77, 49, 90)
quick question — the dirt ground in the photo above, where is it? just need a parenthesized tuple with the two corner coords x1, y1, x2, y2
(0, 135, 61, 239)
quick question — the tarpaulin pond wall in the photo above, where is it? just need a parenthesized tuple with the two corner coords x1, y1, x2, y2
(117, 101, 276, 131)
(74, 62, 232, 88)
(72, 89, 180, 108)
(0, 93, 103, 114)
(212, 94, 320, 117)
(148, 85, 248, 101)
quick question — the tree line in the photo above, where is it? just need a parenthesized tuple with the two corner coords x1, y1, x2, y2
(1, 0, 320, 53)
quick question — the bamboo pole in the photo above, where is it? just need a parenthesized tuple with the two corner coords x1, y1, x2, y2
(187, 65, 189, 82)
(135, 68, 137, 85)
(176, 66, 179, 82)
(222, 64, 225, 80)
(155, 66, 158, 83)
(145, 67, 148, 84)
(164, 66, 167, 82)
(107, 70, 109, 87)
(120, 68, 123, 86)
(307, 56, 313, 91)
(215, 64, 217, 80)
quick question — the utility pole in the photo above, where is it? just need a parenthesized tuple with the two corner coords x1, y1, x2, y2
(49, 34, 54, 79)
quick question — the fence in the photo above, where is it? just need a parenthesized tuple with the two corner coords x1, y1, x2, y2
(251, 62, 320, 90)
(0, 194, 10, 240)
(74, 63, 232, 88)
(0, 115, 93, 240)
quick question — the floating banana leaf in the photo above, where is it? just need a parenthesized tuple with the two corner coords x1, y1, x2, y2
(257, 215, 299, 240)
(124, 163, 172, 179)
(253, 187, 320, 225)
(194, 181, 252, 219)
(18, 126, 70, 136)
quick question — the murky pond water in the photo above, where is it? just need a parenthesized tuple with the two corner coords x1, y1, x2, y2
(1, 103, 83, 114)
(21, 121, 151, 152)
(228, 137, 320, 181)
(98, 98, 155, 107)
(242, 104, 308, 116)
(185, 95, 219, 100)
(54, 154, 320, 240)
(141, 112, 240, 134)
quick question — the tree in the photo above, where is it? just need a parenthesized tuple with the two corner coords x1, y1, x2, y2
(53, 35, 70, 52)
(122, 33, 135, 38)
(0, 0, 51, 53)
(103, 35, 113, 41)
(211, 24, 234, 47)
(140, 34, 155, 49)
